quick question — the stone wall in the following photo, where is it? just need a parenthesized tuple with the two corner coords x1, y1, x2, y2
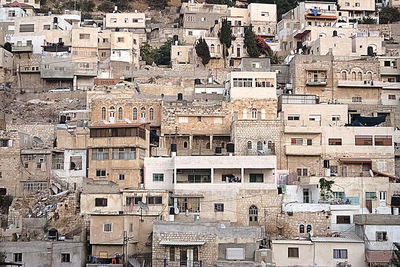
(277, 211, 331, 238)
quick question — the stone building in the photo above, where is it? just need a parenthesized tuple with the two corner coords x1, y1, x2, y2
(152, 221, 266, 267)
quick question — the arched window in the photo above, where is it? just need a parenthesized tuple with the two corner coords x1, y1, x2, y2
(109, 106, 115, 121)
(149, 108, 154, 121)
(258, 27, 261, 33)
(140, 107, 146, 122)
(183, 141, 188, 148)
(101, 107, 106, 120)
(177, 93, 183, 101)
(132, 108, 137, 120)
(249, 205, 258, 224)
(210, 44, 215, 53)
(307, 225, 312, 233)
(341, 71, 347, 80)
(251, 108, 257, 119)
(243, 109, 247, 119)
(357, 71, 362, 81)
(299, 224, 305, 233)
(118, 107, 123, 120)
(351, 71, 356, 81)
(268, 141, 272, 150)
(217, 44, 221, 53)
(366, 71, 373, 80)
(257, 141, 263, 151)
(247, 141, 252, 150)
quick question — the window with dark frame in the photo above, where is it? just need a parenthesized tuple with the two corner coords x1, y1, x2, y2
(126, 197, 142, 206)
(214, 203, 224, 212)
(376, 231, 387, 242)
(333, 249, 348, 259)
(61, 253, 71, 263)
(355, 135, 373, 146)
(288, 248, 299, 258)
(146, 196, 162, 205)
(336, 215, 351, 224)
(95, 198, 108, 207)
(328, 138, 342, 145)
(170, 247, 175, 261)
(14, 253, 22, 262)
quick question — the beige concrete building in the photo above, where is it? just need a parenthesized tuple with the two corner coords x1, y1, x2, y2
(248, 3, 277, 39)
(271, 235, 365, 267)
(337, 0, 377, 25)
(104, 12, 146, 43)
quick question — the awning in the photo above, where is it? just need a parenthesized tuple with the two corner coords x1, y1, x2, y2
(294, 30, 311, 39)
(160, 240, 205, 246)
(340, 158, 372, 164)
(366, 250, 392, 263)
(372, 169, 397, 181)
(171, 194, 204, 198)
(305, 15, 337, 20)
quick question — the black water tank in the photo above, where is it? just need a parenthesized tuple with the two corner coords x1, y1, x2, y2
(226, 143, 234, 153)
(48, 228, 58, 240)
(215, 147, 222, 154)
(171, 143, 177, 152)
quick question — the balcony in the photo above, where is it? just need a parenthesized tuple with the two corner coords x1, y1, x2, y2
(42, 42, 71, 53)
(306, 78, 327, 86)
(12, 45, 33, 53)
(285, 145, 322, 156)
(338, 80, 382, 88)
(380, 67, 399, 76)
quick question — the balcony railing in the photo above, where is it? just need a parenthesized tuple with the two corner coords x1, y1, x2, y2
(330, 197, 360, 205)
(12, 45, 33, 52)
(306, 79, 327, 86)
(153, 260, 202, 267)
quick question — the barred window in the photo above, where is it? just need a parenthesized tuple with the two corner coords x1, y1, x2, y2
(112, 148, 136, 160)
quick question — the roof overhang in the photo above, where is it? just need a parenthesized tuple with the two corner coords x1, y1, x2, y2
(340, 158, 372, 164)
(294, 30, 311, 39)
(160, 240, 205, 246)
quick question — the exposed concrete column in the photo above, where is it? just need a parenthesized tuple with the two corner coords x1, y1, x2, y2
(73, 75, 77, 91)
(209, 135, 213, 149)
(189, 135, 193, 150)
(241, 168, 244, 183)
(211, 167, 214, 183)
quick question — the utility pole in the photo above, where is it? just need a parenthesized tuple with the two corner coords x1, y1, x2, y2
(123, 231, 127, 267)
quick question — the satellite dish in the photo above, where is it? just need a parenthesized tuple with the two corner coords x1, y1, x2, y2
(174, 207, 179, 215)
(138, 201, 149, 211)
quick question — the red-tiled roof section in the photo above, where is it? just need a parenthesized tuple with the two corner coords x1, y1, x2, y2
(3, 1, 34, 8)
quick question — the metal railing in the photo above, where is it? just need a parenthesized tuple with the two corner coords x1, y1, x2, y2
(152, 260, 203, 267)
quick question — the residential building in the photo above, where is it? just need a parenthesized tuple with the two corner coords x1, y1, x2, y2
(355, 214, 400, 266)
(104, 12, 146, 43)
(0, 0, 40, 10)
(337, 0, 378, 25)
(248, 3, 277, 39)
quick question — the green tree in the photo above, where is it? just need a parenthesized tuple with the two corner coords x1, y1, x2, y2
(205, 0, 234, 6)
(195, 38, 211, 65)
(81, 0, 95, 12)
(379, 7, 400, 24)
(140, 42, 156, 65)
(244, 25, 260, 58)
(97, 0, 114, 12)
(319, 178, 334, 201)
(392, 242, 400, 267)
(155, 39, 172, 66)
(218, 19, 234, 67)
(3, 42, 12, 53)
(358, 16, 377, 24)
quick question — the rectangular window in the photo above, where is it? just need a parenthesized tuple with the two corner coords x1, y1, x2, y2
(333, 191, 345, 199)
(288, 114, 300, 121)
(288, 248, 299, 258)
(119, 173, 125, 180)
(0, 139, 11, 147)
(103, 223, 112, 232)
(147, 196, 162, 205)
(153, 173, 164, 182)
(291, 138, 303, 145)
(177, 197, 200, 213)
(214, 203, 224, 212)
(329, 138, 342, 145)
(297, 168, 308, 176)
(19, 24, 34, 32)
(376, 231, 387, 242)
(14, 253, 22, 262)
(117, 37, 124, 42)
(95, 198, 107, 207)
(112, 148, 136, 160)
(43, 25, 50, 30)
(178, 117, 188, 123)
(232, 78, 253, 87)
(336, 215, 351, 224)
(307, 139, 312, 146)
(52, 152, 64, 169)
(309, 115, 321, 121)
(61, 253, 70, 263)
(126, 196, 142, 206)
(96, 169, 106, 177)
(92, 148, 109, 160)
(333, 249, 348, 259)
(79, 33, 90, 39)
(355, 135, 373, 146)
(331, 115, 340, 121)
(379, 191, 386, 201)
(388, 95, 396, 100)
(170, 247, 175, 261)
(366, 192, 377, 200)
(249, 173, 264, 183)
(352, 97, 362, 103)
(374, 135, 392, 146)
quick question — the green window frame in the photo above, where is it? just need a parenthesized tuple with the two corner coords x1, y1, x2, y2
(153, 173, 164, 182)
